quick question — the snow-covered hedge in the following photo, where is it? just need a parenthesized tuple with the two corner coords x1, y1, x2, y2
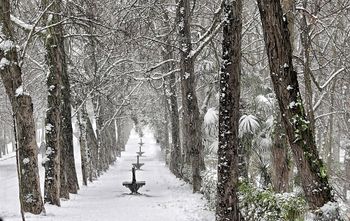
(239, 182, 307, 221)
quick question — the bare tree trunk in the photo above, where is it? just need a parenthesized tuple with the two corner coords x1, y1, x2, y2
(161, 83, 171, 165)
(94, 99, 108, 174)
(176, 0, 205, 193)
(345, 144, 350, 201)
(99, 109, 110, 172)
(60, 62, 79, 195)
(59, 134, 69, 199)
(159, 9, 182, 175)
(110, 119, 118, 162)
(326, 80, 337, 170)
(42, 0, 68, 206)
(0, 126, 3, 158)
(269, 0, 294, 193)
(3, 124, 8, 155)
(300, 0, 316, 133)
(116, 119, 123, 157)
(256, 0, 334, 209)
(169, 70, 182, 177)
(86, 116, 98, 181)
(77, 107, 88, 186)
(0, 0, 44, 214)
(216, 0, 244, 220)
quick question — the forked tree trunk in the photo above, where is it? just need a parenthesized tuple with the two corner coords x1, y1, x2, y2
(256, 0, 334, 209)
(0, 0, 44, 214)
(216, 0, 244, 220)
(176, 0, 205, 193)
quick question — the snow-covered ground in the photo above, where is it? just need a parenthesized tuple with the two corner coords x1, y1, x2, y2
(0, 129, 214, 221)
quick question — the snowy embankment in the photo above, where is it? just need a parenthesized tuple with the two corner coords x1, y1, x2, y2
(0, 129, 214, 221)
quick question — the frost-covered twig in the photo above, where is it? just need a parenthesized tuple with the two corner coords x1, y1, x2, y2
(189, 1, 224, 59)
(313, 92, 326, 111)
(315, 111, 346, 120)
(320, 67, 345, 89)
(100, 81, 144, 131)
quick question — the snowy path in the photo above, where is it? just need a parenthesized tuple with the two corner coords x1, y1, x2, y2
(0, 130, 214, 221)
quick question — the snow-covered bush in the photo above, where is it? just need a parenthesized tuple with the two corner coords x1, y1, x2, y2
(239, 182, 307, 221)
(239, 114, 260, 137)
(306, 201, 345, 221)
(201, 167, 217, 210)
(203, 107, 219, 155)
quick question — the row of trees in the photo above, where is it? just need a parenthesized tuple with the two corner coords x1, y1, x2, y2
(0, 0, 135, 218)
(1, 0, 349, 220)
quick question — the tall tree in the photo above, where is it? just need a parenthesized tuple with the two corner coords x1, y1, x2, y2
(176, 0, 205, 193)
(0, 0, 44, 214)
(158, 4, 182, 177)
(86, 115, 99, 181)
(78, 105, 88, 186)
(216, 0, 243, 220)
(256, 0, 334, 209)
(168, 64, 182, 177)
(60, 43, 79, 195)
(270, 0, 294, 193)
(42, 0, 65, 206)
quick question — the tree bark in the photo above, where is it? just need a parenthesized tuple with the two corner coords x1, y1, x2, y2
(269, 0, 294, 193)
(256, 0, 334, 209)
(326, 80, 337, 170)
(110, 119, 118, 162)
(78, 107, 88, 186)
(158, 8, 182, 175)
(59, 132, 69, 199)
(0, 0, 44, 214)
(345, 143, 350, 201)
(162, 83, 171, 165)
(60, 58, 79, 195)
(116, 119, 124, 156)
(216, 0, 243, 220)
(176, 0, 205, 193)
(271, 117, 290, 192)
(0, 126, 3, 158)
(86, 116, 98, 181)
(42, 0, 66, 206)
(169, 70, 182, 177)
